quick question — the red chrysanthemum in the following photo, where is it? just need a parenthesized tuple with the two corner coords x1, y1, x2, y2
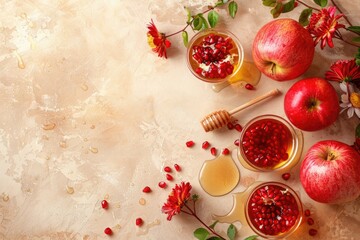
(161, 182, 192, 221)
(307, 6, 345, 49)
(325, 59, 360, 83)
(147, 19, 171, 59)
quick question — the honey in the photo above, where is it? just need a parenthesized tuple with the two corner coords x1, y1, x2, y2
(199, 153, 240, 196)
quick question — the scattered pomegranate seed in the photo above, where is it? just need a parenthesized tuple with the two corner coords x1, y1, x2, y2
(202, 141, 210, 149)
(142, 186, 151, 193)
(210, 147, 217, 156)
(163, 166, 172, 172)
(101, 200, 109, 209)
(304, 209, 311, 216)
(227, 122, 234, 130)
(158, 181, 167, 188)
(247, 184, 300, 236)
(309, 229, 318, 236)
(104, 227, 113, 235)
(307, 217, 315, 225)
(166, 174, 173, 181)
(245, 83, 254, 90)
(222, 148, 230, 155)
(174, 164, 181, 172)
(234, 139, 240, 146)
(234, 124, 243, 132)
(136, 217, 143, 226)
(186, 140, 195, 148)
(294, 2, 298, 7)
(282, 173, 291, 181)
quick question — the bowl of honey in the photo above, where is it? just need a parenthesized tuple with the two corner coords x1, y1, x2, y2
(237, 114, 303, 172)
(186, 29, 244, 84)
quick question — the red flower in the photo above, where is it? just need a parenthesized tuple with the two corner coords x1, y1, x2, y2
(325, 59, 360, 83)
(147, 20, 171, 59)
(307, 6, 345, 49)
(161, 182, 192, 221)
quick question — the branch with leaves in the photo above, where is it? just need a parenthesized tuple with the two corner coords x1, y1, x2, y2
(147, 0, 238, 59)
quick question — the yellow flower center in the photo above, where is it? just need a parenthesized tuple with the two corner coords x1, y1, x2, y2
(350, 92, 360, 108)
(147, 34, 155, 49)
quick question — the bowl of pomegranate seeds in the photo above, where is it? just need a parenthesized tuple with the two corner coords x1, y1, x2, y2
(237, 114, 303, 171)
(245, 182, 303, 238)
(186, 29, 244, 83)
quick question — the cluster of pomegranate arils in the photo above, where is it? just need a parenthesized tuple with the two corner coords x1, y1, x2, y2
(192, 33, 235, 79)
(242, 119, 291, 168)
(248, 184, 300, 236)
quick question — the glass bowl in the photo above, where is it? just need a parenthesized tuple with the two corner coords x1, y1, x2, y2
(186, 29, 244, 84)
(237, 114, 303, 172)
(245, 182, 303, 239)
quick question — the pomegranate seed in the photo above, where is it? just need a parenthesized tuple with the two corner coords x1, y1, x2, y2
(166, 174, 173, 181)
(309, 229, 318, 236)
(227, 122, 234, 130)
(247, 184, 300, 236)
(222, 148, 230, 155)
(104, 227, 113, 235)
(202, 141, 210, 149)
(241, 118, 292, 169)
(174, 164, 181, 172)
(234, 139, 240, 146)
(234, 124, 243, 132)
(245, 83, 254, 90)
(136, 218, 143, 226)
(101, 200, 109, 209)
(307, 217, 315, 225)
(282, 173, 291, 181)
(210, 147, 217, 156)
(304, 209, 311, 216)
(163, 166, 172, 172)
(186, 140, 195, 148)
(158, 181, 167, 188)
(294, 2, 298, 7)
(142, 186, 151, 193)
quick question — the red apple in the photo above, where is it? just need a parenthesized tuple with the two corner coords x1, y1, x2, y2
(300, 140, 360, 204)
(252, 18, 314, 81)
(284, 77, 340, 131)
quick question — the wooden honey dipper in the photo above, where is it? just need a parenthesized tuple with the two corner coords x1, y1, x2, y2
(201, 88, 281, 132)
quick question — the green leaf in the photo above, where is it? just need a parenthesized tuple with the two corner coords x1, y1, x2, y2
(209, 220, 219, 229)
(182, 31, 188, 47)
(262, 0, 276, 7)
(313, 0, 328, 7)
(199, 15, 209, 30)
(206, 237, 221, 240)
(193, 15, 204, 30)
(185, 7, 191, 23)
(353, 36, 360, 42)
(244, 235, 259, 240)
(348, 26, 360, 34)
(228, 1, 238, 19)
(282, 0, 295, 13)
(356, 48, 360, 66)
(299, 8, 313, 26)
(208, 10, 219, 28)
(215, 1, 225, 7)
(222, 0, 229, 3)
(270, 3, 283, 18)
(194, 228, 209, 240)
(227, 224, 236, 240)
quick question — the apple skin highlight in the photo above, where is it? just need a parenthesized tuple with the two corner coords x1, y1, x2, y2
(252, 18, 315, 81)
(300, 140, 360, 204)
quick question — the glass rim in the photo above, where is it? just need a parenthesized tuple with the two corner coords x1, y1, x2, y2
(186, 28, 244, 84)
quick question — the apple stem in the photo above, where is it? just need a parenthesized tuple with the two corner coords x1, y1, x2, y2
(271, 63, 276, 75)
(327, 152, 336, 161)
